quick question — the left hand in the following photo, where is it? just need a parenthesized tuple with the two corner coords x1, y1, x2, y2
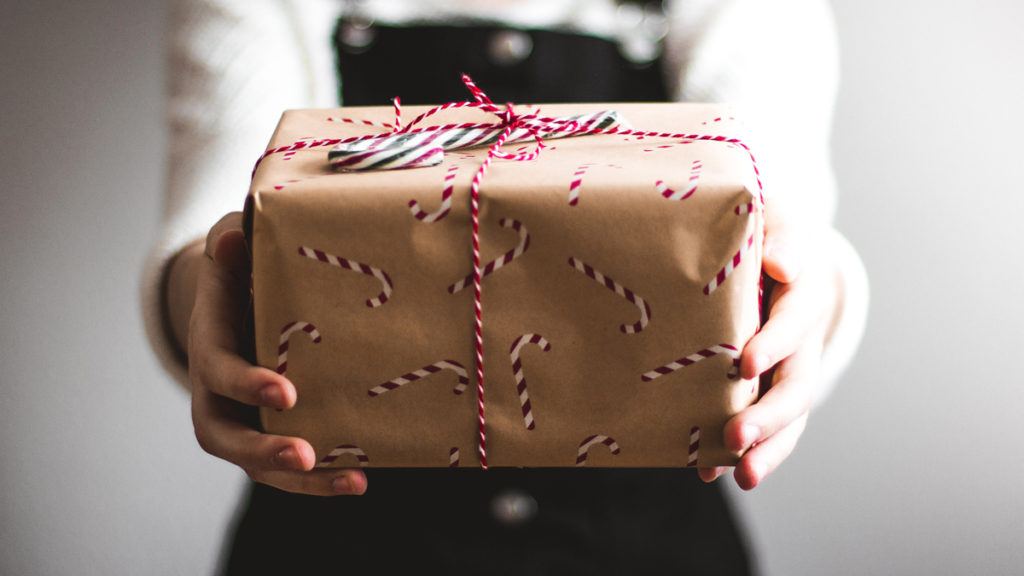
(699, 199, 843, 490)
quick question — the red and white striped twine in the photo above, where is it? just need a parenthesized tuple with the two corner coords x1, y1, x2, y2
(327, 116, 395, 130)
(575, 434, 621, 466)
(448, 217, 529, 294)
(509, 333, 551, 430)
(282, 137, 314, 161)
(568, 256, 650, 334)
(641, 344, 741, 382)
(297, 246, 393, 308)
(466, 103, 512, 469)
(368, 360, 469, 396)
(328, 110, 624, 171)
(319, 444, 369, 467)
(276, 321, 321, 375)
(449, 447, 460, 467)
(562, 127, 763, 205)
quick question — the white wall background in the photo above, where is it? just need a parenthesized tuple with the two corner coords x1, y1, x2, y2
(1, 1, 1021, 574)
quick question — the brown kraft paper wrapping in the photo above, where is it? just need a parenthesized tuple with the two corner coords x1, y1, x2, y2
(246, 103, 764, 469)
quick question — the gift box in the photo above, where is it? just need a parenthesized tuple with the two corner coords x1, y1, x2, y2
(246, 101, 764, 468)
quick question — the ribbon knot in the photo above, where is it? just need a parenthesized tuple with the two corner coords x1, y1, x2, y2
(325, 75, 623, 171)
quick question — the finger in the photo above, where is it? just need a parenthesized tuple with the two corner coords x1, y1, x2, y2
(732, 412, 808, 491)
(194, 345, 296, 409)
(198, 223, 249, 319)
(253, 468, 369, 497)
(727, 337, 823, 455)
(192, 389, 368, 496)
(763, 231, 803, 284)
(761, 199, 806, 284)
(194, 218, 249, 333)
(189, 272, 296, 409)
(698, 467, 728, 483)
(740, 278, 822, 380)
(192, 384, 312, 474)
(189, 220, 296, 409)
(204, 213, 245, 263)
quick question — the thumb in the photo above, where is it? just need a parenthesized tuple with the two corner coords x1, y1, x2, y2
(762, 200, 805, 284)
(205, 212, 249, 275)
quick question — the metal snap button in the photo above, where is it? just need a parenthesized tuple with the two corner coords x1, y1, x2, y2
(338, 16, 376, 54)
(490, 489, 538, 526)
(615, 2, 668, 65)
(489, 29, 533, 66)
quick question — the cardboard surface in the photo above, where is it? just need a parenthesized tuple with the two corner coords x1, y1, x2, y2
(248, 103, 763, 468)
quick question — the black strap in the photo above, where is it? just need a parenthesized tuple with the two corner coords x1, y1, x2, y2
(334, 23, 669, 106)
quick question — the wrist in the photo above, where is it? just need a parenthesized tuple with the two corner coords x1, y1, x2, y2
(164, 238, 205, 364)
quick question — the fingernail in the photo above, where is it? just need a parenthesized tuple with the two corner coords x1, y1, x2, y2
(260, 384, 283, 407)
(767, 241, 800, 280)
(749, 462, 767, 486)
(332, 476, 352, 494)
(740, 424, 761, 450)
(752, 353, 771, 377)
(274, 446, 298, 469)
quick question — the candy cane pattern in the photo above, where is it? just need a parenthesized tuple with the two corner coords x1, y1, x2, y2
(567, 163, 622, 206)
(509, 333, 551, 430)
(640, 344, 741, 382)
(655, 159, 702, 201)
(368, 360, 470, 396)
(643, 141, 693, 152)
(701, 116, 737, 125)
(567, 256, 650, 334)
(297, 246, 393, 308)
(575, 434, 621, 467)
(449, 447, 460, 467)
(687, 426, 701, 467)
(276, 321, 321, 375)
(448, 218, 530, 294)
(567, 164, 592, 206)
(735, 201, 755, 215)
(273, 178, 303, 191)
(408, 164, 459, 222)
(319, 444, 369, 467)
(703, 232, 755, 296)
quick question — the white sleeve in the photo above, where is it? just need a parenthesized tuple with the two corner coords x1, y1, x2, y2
(663, 0, 868, 401)
(140, 0, 341, 385)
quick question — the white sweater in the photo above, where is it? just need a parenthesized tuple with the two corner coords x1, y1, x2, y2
(143, 0, 868, 401)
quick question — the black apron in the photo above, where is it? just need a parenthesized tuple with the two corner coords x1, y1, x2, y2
(222, 21, 754, 576)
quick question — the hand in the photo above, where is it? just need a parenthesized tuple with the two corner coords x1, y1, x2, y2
(176, 212, 367, 496)
(699, 201, 842, 490)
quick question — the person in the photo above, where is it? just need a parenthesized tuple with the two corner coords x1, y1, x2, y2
(142, 0, 868, 573)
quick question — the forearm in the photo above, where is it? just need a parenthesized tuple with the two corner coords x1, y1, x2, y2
(145, 0, 324, 387)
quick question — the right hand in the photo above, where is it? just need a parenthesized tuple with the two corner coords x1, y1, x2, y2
(183, 212, 367, 496)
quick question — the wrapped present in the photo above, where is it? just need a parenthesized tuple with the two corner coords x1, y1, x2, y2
(245, 93, 764, 469)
